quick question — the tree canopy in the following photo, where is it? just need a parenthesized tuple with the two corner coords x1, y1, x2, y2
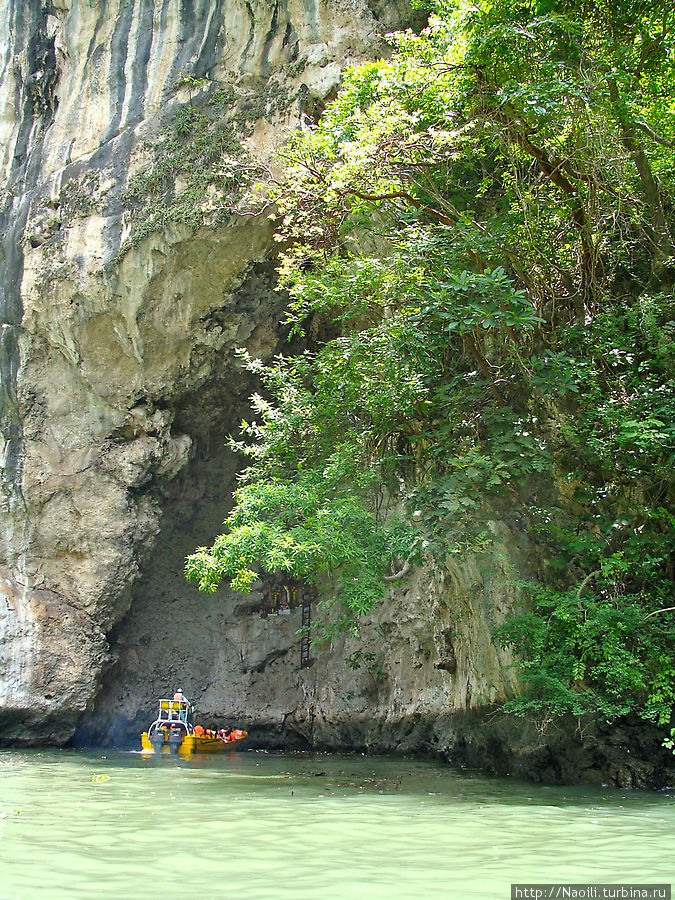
(186, 0, 675, 732)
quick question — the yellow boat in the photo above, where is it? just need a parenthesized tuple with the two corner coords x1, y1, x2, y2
(140, 698, 247, 756)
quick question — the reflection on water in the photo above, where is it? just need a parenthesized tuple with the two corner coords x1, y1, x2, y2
(0, 750, 672, 899)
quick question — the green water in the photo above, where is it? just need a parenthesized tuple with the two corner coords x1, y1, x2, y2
(0, 750, 672, 899)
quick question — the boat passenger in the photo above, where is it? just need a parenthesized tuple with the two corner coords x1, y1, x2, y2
(173, 688, 186, 702)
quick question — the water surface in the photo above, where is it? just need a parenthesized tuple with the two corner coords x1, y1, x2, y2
(0, 750, 672, 899)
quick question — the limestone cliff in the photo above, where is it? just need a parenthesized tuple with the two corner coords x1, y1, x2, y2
(0, 1, 671, 789)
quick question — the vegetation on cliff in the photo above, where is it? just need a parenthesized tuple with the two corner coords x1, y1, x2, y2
(119, 76, 290, 256)
(186, 0, 675, 736)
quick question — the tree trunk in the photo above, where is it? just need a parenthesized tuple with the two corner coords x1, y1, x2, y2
(607, 77, 675, 278)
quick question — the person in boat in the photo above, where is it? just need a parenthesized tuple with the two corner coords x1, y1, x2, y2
(170, 689, 190, 723)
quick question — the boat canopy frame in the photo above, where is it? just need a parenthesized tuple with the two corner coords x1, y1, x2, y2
(147, 699, 194, 736)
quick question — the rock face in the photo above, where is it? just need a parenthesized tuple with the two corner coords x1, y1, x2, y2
(75, 515, 522, 750)
(1, 2, 672, 789)
(0, 0, 421, 743)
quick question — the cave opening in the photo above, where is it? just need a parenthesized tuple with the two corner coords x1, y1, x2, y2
(72, 260, 314, 749)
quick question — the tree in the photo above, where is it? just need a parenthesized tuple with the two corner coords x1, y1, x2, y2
(186, 0, 675, 728)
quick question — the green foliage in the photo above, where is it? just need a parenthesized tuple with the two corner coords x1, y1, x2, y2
(496, 540, 675, 728)
(186, 471, 417, 633)
(345, 648, 385, 680)
(172, 72, 210, 95)
(186, 347, 420, 631)
(186, 0, 674, 732)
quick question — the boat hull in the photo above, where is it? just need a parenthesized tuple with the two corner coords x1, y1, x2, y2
(141, 731, 247, 755)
